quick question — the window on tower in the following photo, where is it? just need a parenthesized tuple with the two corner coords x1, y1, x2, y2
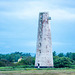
(39, 50, 41, 53)
(39, 28, 42, 32)
(39, 34, 42, 39)
(39, 43, 41, 47)
(40, 20, 42, 25)
(40, 15, 43, 19)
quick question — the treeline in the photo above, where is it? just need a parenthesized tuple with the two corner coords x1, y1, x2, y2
(0, 52, 32, 62)
(0, 51, 75, 68)
(53, 51, 75, 68)
(0, 52, 34, 67)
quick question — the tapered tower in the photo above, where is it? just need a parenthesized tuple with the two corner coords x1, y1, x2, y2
(35, 12, 53, 68)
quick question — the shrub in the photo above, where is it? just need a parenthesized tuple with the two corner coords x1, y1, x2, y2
(54, 56, 72, 68)
(0, 61, 6, 67)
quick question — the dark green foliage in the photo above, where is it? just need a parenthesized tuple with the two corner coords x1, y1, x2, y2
(70, 65, 75, 69)
(58, 53, 64, 57)
(0, 52, 34, 67)
(65, 52, 75, 60)
(71, 53, 75, 60)
(72, 61, 75, 65)
(0, 59, 13, 67)
(52, 51, 75, 68)
(15, 56, 35, 65)
(0, 52, 31, 62)
(0, 61, 6, 67)
(53, 51, 56, 56)
(54, 56, 72, 68)
(0, 51, 75, 68)
(65, 52, 72, 58)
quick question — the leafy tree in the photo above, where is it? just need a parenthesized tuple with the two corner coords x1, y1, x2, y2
(65, 52, 75, 60)
(54, 56, 72, 68)
(0, 61, 6, 67)
(53, 51, 56, 56)
(71, 53, 75, 60)
(17, 56, 35, 65)
(65, 52, 71, 57)
(0, 59, 13, 67)
(58, 53, 64, 57)
(0, 51, 74, 68)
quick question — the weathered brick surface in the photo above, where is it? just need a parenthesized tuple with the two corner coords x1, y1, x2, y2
(35, 12, 54, 67)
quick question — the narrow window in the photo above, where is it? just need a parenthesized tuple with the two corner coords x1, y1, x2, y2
(39, 43, 41, 47)
(38, 63, 40, 68)
(39, 50, 41, 53)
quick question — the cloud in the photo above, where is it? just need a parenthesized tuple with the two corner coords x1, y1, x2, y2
(49, 9, 75, 21)
(0, 41, 10, 49)
(26, 41, 36, 47)
(18, 41, 36, 47)
(0, 42, 5, 45)
(0, 0, 75, 21)
(52, 42, 73, 46)
(0, 0, 75, 53)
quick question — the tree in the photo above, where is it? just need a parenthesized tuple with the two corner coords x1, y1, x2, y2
(0, 61, 6, 67)
(71, 53, 75, 60)
(0, 59, 13, 67)
(65, 52, 72, 58)
(65, 52, 75, 60)
(54, 56, 72, 68)
(17, 56, 35, 65)
(53, 51, 56, 56)
(58, 53, 64, 57)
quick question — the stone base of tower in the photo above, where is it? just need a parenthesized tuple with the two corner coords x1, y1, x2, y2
(35, 66, 54, 68)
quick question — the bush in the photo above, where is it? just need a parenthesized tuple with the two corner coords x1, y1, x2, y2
(15, 56, 35, 65)
(12, 65, 35, 68)
(0, 61, 6, 67)
(70, 65, 75, 69)
(0, 59, 14, 67)
(54, 56, 72, 68)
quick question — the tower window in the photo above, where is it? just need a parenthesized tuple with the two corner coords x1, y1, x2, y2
(39, 34, 42, 39)
(40, 20, 42, 24)
(39, 28, 42, 32)
(38, 63, 40, 68)
(40, 15, 43, 19)
(39, 43, 41, 47)
(39, 50, 41, 53)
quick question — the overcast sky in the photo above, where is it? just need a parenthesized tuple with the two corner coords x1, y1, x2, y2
(0, 0, 75, 54)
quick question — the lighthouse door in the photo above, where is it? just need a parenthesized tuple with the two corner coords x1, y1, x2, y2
(38, 63, 40, 68)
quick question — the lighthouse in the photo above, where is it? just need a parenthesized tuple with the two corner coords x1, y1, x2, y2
(35, 12, 53, 68)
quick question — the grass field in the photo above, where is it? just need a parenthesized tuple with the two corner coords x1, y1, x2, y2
(0, 68, 75, 75)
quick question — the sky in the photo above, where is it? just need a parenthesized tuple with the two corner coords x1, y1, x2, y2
(0, 0, 75, 54)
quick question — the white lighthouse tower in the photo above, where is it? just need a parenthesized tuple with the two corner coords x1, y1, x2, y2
(35, 12, 53, 68)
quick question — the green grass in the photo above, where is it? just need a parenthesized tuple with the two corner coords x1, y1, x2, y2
(0, 67, 75, 75)
(0, 69, 75, 75)
(0, 66, 75, 71)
